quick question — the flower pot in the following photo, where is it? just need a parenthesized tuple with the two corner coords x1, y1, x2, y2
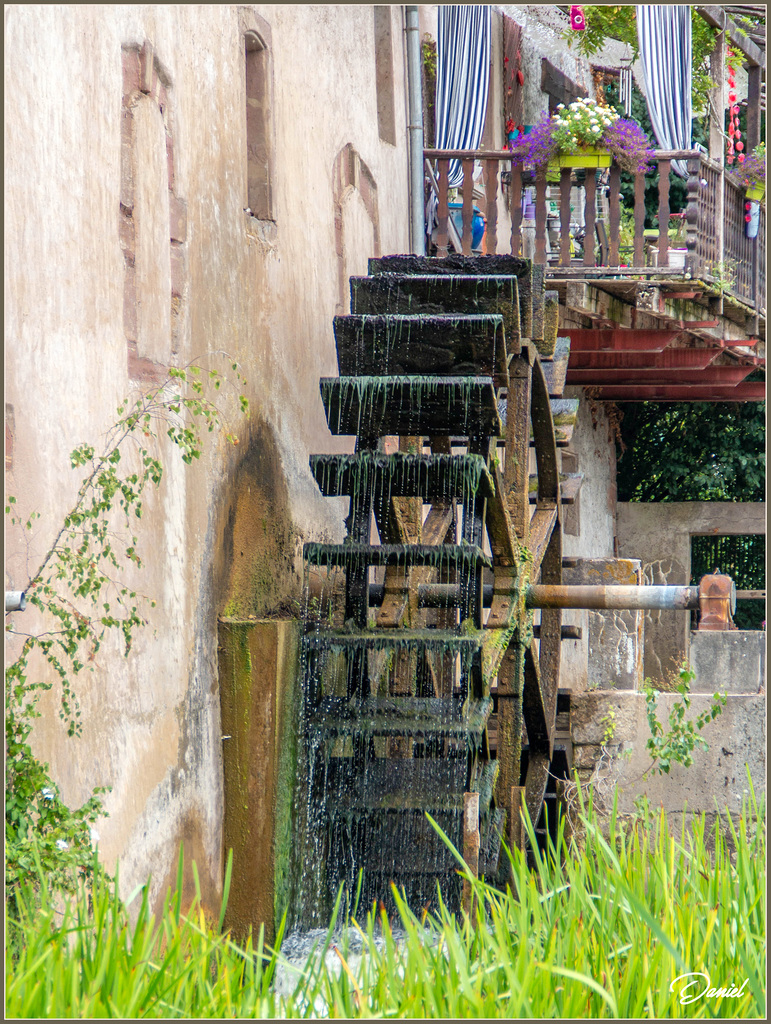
(649, 246, 688, 270)
(746, 185, 765, 203)
(552, 147, 612, 169)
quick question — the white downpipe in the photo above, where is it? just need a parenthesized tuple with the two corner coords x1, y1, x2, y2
(405, 6, 425, 254)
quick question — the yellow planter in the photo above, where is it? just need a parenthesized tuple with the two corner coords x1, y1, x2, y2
(746, 185, 765, 203)
(549, 147, 612, 171)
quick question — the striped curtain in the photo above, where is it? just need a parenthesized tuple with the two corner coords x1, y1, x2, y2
(428, 5, 491, 240)
(636, 5, 692, 177)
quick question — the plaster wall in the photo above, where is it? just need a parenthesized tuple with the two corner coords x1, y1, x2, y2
(616, 503, 766, 682)
(5, 4, 410, 915)
(553, 387, 617, 693)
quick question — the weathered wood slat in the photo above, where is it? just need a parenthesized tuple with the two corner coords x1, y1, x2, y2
(310, 452, 495, 501)
(529, 505, 559, 574)
(523, 640, 553, 754)
(529, 472, 583, 504)
(524, 749, 551, 830)
(308, 695, 492, 737)
(303, 541, 491, 570)
(320, 376, 502, 437)
(333, 314, 508, 386)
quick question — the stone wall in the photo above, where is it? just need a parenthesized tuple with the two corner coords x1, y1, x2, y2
(570, 689, 766, 822)
(616, 503, 766, 683)
(555, 388, 618, 693)
(5, 4, 410, 919)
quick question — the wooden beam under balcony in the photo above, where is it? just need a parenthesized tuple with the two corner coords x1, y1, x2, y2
(568, 349, 721, 370)
(566, 366, 756, 386)
(562, 329, 682, 352)
(583, 383, 766, 402)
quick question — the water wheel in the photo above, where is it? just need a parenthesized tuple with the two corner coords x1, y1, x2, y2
(301, 254, 576, 917)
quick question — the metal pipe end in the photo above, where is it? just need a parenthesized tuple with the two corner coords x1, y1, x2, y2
(5, 590, 26, 612)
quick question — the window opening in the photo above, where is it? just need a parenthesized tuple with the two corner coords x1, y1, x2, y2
(245, 32, 272, 219)
(374, 7, 397, 145)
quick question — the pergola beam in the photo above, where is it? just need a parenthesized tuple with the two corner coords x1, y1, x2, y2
(695, 5, 765, 67)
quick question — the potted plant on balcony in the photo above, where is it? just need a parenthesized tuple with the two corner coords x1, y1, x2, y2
(509, 97, 654, 174)
(738, 142, 766, 203)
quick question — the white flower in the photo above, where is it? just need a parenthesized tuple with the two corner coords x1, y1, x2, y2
(557, 103, 565, 110)
(56, 839, 70, 851)
(89, 827, 100, 846)
(41, 787, 55, 801)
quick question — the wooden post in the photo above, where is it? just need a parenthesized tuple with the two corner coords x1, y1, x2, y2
(436, 158, 450, 257)
(510, 160, 523, 256)
(746, 65, 762, 155)
(510, 784, 526, 852)
(633, 172, 646, 267)
(462, 791, 480, 921)
(485, 159, 499, 255)
(657, 158, 671, 267)
(534, 167, 548, 265)
(583, 170, 596, 267)
(559, 167, 571, 265)
(461, 158, 474, 255)
(608, 163, 621, 267)
(708, 31, 726, 162)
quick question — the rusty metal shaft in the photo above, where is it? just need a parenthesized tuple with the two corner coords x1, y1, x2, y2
(526, 584, 699, 611)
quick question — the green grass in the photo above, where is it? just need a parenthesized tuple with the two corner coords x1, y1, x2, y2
(5, 784, 766, 1018)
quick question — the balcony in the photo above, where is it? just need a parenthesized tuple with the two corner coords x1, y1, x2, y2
(424, 148, 765, 402)
(426, 149, 765, 315)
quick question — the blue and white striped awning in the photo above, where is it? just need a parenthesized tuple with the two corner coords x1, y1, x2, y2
(427, 5, 491, 242)
(637, 5, 692, 177)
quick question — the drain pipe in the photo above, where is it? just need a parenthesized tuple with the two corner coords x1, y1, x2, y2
(5, 591, 26, 612)
(405, 5, 425, 255)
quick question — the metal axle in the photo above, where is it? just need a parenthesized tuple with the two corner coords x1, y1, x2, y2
(526, 584, 698, 610)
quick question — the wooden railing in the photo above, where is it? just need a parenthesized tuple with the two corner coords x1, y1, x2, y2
(424, 148, 765, 316)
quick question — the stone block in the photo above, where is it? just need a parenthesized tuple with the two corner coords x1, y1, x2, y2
(169, 195, 187, 243)
(572, 742, 602, 768)
(570, 690, 766, 815)
(122, 47, 141, 97)
(690, 630, 766, 694)
(563, 558, 643, 690)
(140, 41, 154, 94)
(219, 619, 300, 943)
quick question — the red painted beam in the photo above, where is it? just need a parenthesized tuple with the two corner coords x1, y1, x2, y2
(585, 383, 766, 402)
(719, 337, 759, 348)
(567, 366, 755, 386)
(568, 349, 721, 370)
(563, 329, 682, 352)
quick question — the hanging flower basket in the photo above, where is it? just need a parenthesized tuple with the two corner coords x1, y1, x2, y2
(746, 184, 765, 203)
(509, 98, 654, 175)
(550, 146, 612, 170)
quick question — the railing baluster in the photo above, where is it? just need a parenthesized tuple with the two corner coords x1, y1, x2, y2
(657, 158, 671, 267)
(559, 167, 571, 265)
(685, 157, 700, 278)
(436, 158, 450, 257)
(633, 172, 645, 268)
(485, 159, 498, 255)
(510, 160, 522, 257)
(461, 158, 474, 255)
(421, 146, 761, 316)
(583, 170, 596, 267)
(535, 167, 547, 265)
(608, 164, 621, 267)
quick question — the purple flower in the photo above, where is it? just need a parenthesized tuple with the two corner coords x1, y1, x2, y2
(508, 103, 653, 174)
